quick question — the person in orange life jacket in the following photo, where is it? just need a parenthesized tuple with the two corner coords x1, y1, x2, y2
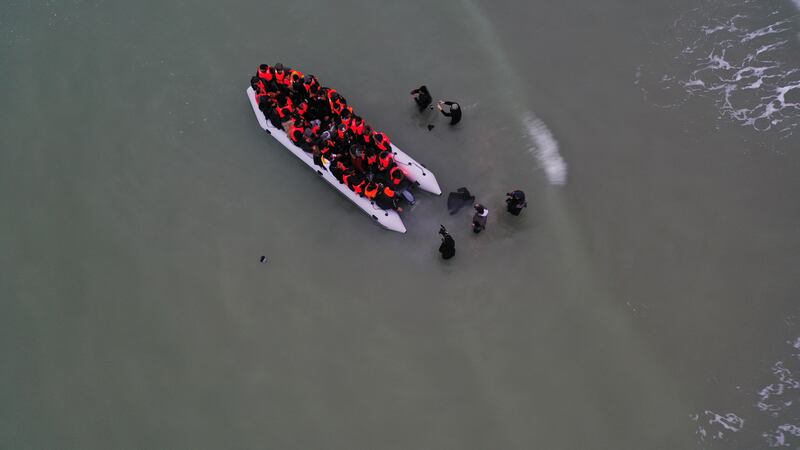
(340, 168, 354, 185)
(288, 121, 305, 144)
(363, 146, 378, 171)
(360, 125, 373, 145)
(349, 115, 365, 135)
(377, 150, 393, 171)
(303, 74, 320, 96)
(273, 63, 288, 85)
(389, 165, 405, 187)
(328, 91, 347, 115)
(294, 100, 309, 117)
(288, 69, 304, 89)
(258, 97, 283, 128)
(343, 170, 364, 193)
(330, 156, 349, 182)
(274, 94, 293, 121)
(257, 64, 274, 83)
(364, 181, 380, 200)
(282, 68, 302, 89)
(336, 122, 350, 142)
(373, 131, 391, 151)
(375, 185, 401, 211)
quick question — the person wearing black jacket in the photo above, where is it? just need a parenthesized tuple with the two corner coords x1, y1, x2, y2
(437, 100, 462, 125)
(438, 226, 456, 259)
(410, 85, 433, 111)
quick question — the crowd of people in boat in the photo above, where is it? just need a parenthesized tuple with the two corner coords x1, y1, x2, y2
(250, 63, 407, 211)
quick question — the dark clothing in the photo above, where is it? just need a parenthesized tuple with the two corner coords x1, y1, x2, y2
(375, 192, 396, 210)
(447, 187, 474, 215)
(439, 234, 456, 259)
(506, 190, 527, 216)
(440, 101, 462, 125)
(411, 85, 432, 112)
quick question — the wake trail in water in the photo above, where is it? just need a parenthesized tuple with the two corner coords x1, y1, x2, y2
(523, 114, 567, 185)
(460, 0, 567, 186)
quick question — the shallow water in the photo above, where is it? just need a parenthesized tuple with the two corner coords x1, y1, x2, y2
(1, 0, 799, 449)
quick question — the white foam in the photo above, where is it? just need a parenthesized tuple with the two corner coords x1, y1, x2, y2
(638, 3, 800, 135)
(522, 113, 567, 186)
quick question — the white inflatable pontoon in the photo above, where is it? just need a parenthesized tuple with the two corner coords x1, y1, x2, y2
(246, 86, 441, 233)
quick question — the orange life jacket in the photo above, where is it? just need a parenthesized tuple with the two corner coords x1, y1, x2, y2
(288, 70, 303, 87)
(383, 186, 396, 198)
(364, 183, 379, 199)
(295, 102, 308, 116)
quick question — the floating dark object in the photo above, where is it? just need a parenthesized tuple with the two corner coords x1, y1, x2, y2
(427, 124, 435, 131)
(447, 187, 475, 215)
(259, 256, 268, 264)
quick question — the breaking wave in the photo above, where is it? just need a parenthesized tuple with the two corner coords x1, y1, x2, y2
(692, 335, 800, 448)
(636, 0, 800, 136)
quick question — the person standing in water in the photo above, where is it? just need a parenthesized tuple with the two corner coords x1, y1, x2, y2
(472, 203, 488, 233)
(410, 86, 433, 111)
(438, 225, 456, 259)
(437, 100, 462, 125)
(505, 190, 527, 216)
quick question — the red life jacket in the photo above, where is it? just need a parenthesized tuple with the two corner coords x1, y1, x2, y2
(342, 171, 355, 187)
(288, 124, 304, 143)
(378, 152, 392, 170)
(330, 101, 345, 115)
(276, 100, 293, 119)
(373, 132, 391, 151)
(352, 179, 366, 195)
(274, 69, 286, 84)
(366, 151, 378, 166)
(255, 85, 268, 103)
(295, 102, 308, 116)
(349, 118, 364, 135)
(258, 67, 273, 82)
(383, 186, 396, 198)
(303, 77, 319, 95)
(389, 166, 404, 185)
